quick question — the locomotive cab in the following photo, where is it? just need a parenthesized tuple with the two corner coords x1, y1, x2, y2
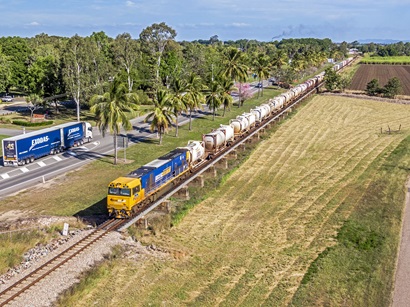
(107, 177, 144, 218)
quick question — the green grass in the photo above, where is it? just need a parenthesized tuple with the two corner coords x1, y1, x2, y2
(291, 135, 410, 306)
(360, 55, 410, 64)
(0, 134, 7, 156)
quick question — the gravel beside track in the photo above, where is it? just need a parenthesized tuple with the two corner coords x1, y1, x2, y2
(0, 229, 137, 307)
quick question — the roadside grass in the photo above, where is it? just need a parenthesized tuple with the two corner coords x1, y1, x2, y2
(0, 134, 7, 156)
(55, 96, 410, 306)
(0, 89, 283, 274)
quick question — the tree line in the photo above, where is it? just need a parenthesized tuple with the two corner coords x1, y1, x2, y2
(0, 23, 350, 164)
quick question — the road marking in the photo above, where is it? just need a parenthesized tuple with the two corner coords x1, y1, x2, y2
(53, 156, 62, 161)
(20, 167, 29, 173)
(1, 173, 10, 179)
(37, 161, 46, 167)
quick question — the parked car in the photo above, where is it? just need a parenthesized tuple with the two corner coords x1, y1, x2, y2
(1, 96, 13, 102)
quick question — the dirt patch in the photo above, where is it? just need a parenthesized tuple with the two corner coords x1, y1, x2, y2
(349, 64, 410, 95)
(0, 215, 80, 232)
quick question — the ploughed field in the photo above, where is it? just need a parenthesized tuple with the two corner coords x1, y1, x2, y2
(349, 64, 410, 95)
(59, 96, 410, 306)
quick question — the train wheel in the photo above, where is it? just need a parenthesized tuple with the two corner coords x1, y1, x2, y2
(30, 157, 35, 163)
(25, 158, 30, 164)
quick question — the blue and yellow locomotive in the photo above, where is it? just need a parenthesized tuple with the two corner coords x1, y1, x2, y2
(107, 141, 205, 218)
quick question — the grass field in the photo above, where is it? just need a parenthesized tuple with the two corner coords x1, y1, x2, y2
(360, 55, 410, 64)
(55, 95, 410, 306)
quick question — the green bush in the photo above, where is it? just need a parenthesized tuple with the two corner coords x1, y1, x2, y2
(12, 119, 54, 127)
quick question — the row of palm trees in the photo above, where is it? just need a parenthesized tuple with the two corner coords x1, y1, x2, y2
(89, 45, 331, 164)
(90, 47, 253, 164)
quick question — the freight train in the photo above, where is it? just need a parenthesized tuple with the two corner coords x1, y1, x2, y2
(107, 58, 354, 218)
(2, 121, 93, 167)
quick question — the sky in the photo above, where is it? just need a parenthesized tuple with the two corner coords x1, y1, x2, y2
(0, 0, 409, 43)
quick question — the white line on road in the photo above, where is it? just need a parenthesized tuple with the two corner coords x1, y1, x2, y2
(1, 173, 10, 179)
(37, 161, 46, 167)
(20, 167, 29, 173)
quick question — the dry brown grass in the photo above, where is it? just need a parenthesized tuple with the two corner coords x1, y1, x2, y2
(58, 95, 410, 306)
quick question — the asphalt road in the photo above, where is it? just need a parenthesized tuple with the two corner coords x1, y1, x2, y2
(0, 109, 213, 199)
(0, 81, 266, 199)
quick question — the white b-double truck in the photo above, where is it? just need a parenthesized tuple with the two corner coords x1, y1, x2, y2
(2, 122, 93, 167)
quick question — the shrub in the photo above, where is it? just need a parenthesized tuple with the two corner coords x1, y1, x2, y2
(12, 119, 54, 127)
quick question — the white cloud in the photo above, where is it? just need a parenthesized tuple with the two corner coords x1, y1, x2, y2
(126, 1, 136, 7)
(230, 23, 249, 28)
(27, 21, 41, 26)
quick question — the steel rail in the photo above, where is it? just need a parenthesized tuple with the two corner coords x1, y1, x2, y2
(0, 219, 125, 306)
(118, 84, 319, 231)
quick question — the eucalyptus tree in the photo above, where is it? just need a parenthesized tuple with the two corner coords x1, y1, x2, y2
(25, 94, 42, 122)
(0, 36, 31, 93)
(181, 42, 208, 78)
(252, 52, 270, 97)
(62, 35, 95, 121)
(184, 72, 205, 130)
(169, 78, 188, 137)
(28, 34, 66, 113)
(139, 22, 177, 84)
(221, 47, 248, 108)
(90, 78, 139, 165)
(205, 80, 223, 120)
(113, 33, 141, 93)
(145, 89, 174, 145)
(26, 45, 61, 98)
(160, 40, 185, 88)
(89, 31, 115, 93)
(0, 47, 12, 93)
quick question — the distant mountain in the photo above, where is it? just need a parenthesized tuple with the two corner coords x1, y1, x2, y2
(358, 39, 410, 44)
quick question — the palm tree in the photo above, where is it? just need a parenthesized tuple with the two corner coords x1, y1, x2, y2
(185, 73, 205, 130)
(169, 78, 188, 137)
(90, 78, 139, 165)
(271, 49, 287, 71)
(252, 53, 270, 98)
(145, 89, 174, 145)
(221, 47, 248, 107)
(205, 80, 222, 120)
(218, 77, 237, 117)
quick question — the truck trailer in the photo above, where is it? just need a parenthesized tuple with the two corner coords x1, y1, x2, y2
(2, 122, 93, 167)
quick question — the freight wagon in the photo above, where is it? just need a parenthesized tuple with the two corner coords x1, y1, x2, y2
(2, 121, 93, 167)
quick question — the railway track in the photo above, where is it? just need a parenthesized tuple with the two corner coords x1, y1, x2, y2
(118, 84, 318, 231)
(0, 218, 126, 307)
(0, 82, 321, 306)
